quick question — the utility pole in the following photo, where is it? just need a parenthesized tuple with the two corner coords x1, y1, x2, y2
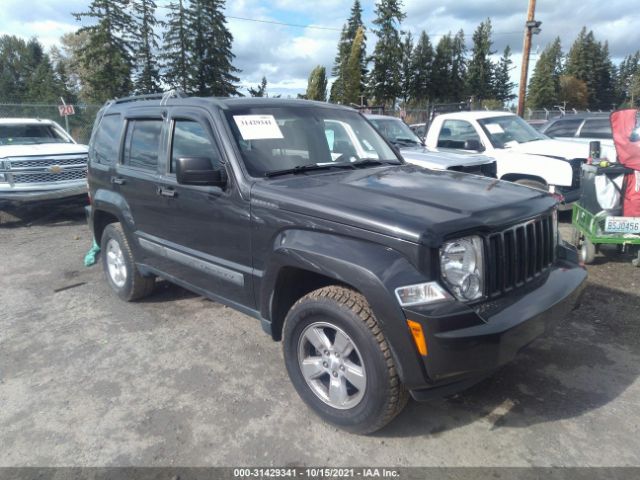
(517, 0, 542, 117)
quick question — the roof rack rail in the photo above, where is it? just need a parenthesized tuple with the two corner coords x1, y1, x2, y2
(112, 90, 187, 105)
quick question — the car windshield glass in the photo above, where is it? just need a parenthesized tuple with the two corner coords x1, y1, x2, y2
(478, 115, 547, 148)
(224, 106, 401, 177)
(0, 124, 71, 145)
(368, 118, 422, 146)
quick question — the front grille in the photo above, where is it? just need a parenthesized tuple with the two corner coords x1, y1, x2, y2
(9, 156, 87, 169)
(486, 213, 555, 297)
(448, 162, 497, 178)
(12, 169, 86, 184)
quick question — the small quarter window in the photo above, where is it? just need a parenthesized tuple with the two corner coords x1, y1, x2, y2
(91, 114, 122, 165)
(123, 119, 163, 171)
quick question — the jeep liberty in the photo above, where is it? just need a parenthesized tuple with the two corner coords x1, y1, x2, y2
(86, 93, 587, 433)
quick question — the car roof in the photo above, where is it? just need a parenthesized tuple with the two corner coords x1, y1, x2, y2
(546, 113, 610, 123)
(103, 96, 355, 115)
(364, 114, 402, 121)
(437, 110, 515, 120)
(0, 118, 56, 125)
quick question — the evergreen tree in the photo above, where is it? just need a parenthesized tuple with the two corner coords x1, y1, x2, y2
(493, 46, 516, 104)
(162, 0, 190, 91)
(329, 0, 366, 104)
(187, 0, 240, 96)
(466, 19, 495, 101)
(616, 52, 640, 105)
(399, 32, 414, 105)
(450, 30, 467, 101)
(73, 0, 135, 102)
(527, 37, 563, 109)
(431, 33, 453, 102)
(248, 77, 268, 97)
(368, 0, 406, 107)
(409, 31, 434, 106)
(306, 66, 328, 102)
(344, 27, 365, 105)
(566, 27, 616, 109)
(132, 0, 162, 94)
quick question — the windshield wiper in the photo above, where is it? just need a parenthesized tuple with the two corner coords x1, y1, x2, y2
(350, 158, 400, 167)
(391, 137, 421, 146)
(265, 163, 355, 178)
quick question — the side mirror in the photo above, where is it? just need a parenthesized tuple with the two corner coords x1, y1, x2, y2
(463, 139, 483, 151)
(175, 157, 226, 187)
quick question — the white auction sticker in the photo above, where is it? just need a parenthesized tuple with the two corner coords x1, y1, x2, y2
(233, 115, 283, 140)
(485, 123, 504, 134)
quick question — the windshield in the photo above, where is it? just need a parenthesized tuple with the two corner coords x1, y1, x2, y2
(368, 117, 422, 146)
(0, 124, 72, 145)
(224, 106, 401, 177)
(478, 115, 547, 148)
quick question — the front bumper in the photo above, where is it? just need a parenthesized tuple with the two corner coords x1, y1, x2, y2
(0, 184, 87, 203)
(403, 246, 587, 400)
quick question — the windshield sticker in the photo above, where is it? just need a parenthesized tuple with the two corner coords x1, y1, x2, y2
(485, 123, 504, 134)
(233, 115, 283, 140)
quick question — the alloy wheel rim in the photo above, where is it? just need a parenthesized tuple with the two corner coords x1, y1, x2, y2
(297, 321, 367, 410)
(106, 238, 127, 288)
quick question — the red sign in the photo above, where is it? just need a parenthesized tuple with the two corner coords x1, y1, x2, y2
(58, 104, 75, 117)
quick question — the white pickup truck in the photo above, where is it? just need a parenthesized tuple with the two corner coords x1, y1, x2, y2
(0, 118, 88, 206)
(424, 111, 591, 204)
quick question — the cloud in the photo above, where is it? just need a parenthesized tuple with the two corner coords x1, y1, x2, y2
(1, 0, 639, 97)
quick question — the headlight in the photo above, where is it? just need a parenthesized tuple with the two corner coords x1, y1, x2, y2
(440, 236, 484, 301)
(395, 282, 451, 307)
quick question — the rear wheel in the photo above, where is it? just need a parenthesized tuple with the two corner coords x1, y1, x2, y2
(282, 286, 408, 434)
(101, 223, 155, 301)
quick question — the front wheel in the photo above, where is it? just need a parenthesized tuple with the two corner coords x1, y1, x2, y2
(282, 286, 408, 434)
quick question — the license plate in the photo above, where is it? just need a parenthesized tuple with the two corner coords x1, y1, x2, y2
(605, 216, 640, 234)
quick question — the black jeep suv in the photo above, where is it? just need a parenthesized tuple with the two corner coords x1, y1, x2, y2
(86, 93, 586, 434)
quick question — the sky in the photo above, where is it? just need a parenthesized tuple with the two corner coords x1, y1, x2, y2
(1, 0, 639, 99)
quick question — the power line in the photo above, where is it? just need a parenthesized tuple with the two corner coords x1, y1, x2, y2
(156, 2, 524, 38)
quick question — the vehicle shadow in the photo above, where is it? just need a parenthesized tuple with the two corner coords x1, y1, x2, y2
(378, 283, 640, 437)
(0, 200, 88, 229)
(138, 279, 201, 303)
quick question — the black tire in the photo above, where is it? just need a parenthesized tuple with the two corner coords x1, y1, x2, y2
(100, 223, 155, 301)
(282, 286, 408, 434)
(580, 237, 596, 264)
(514, 178, 547, 192)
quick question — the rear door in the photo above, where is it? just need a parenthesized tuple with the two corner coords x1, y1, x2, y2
(113, 110, 169, 267)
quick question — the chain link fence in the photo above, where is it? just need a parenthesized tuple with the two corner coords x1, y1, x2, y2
(0, 103, 102, 144)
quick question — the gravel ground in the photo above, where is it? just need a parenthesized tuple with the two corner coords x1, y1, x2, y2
(0, 204, 639, 467)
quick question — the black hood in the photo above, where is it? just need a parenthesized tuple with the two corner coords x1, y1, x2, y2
(252, 165, 556, 246)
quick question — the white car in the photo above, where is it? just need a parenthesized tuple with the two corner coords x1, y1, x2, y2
(364, 115, 497, 177)
(424, 111, 591, 204)
(0, 118, 88, 205)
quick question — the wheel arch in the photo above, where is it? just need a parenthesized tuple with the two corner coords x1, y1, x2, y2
(260, 229, 430, 388)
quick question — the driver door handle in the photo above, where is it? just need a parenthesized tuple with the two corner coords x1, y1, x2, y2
(157, 186, 177, 198)
(111, 176, 125, 185)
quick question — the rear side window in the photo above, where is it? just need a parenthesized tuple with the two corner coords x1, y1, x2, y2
(91, 114, 122, 165)
(579, 119, 612, 139)
(123, 119, 163, 171)
(544, 119, 581, 137)
(438, 120, 481, 149)
(170, 120, 219, 173)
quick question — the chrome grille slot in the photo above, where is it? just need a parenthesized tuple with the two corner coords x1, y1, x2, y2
(12, 169, 86, 184)
(487, 213, 555, 298)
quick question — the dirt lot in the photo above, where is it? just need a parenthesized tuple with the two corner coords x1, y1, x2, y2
(1, 204, 639, 467)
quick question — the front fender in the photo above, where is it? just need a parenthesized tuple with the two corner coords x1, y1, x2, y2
(495, 152, 573, 186)
(261, 229, 431, 388)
